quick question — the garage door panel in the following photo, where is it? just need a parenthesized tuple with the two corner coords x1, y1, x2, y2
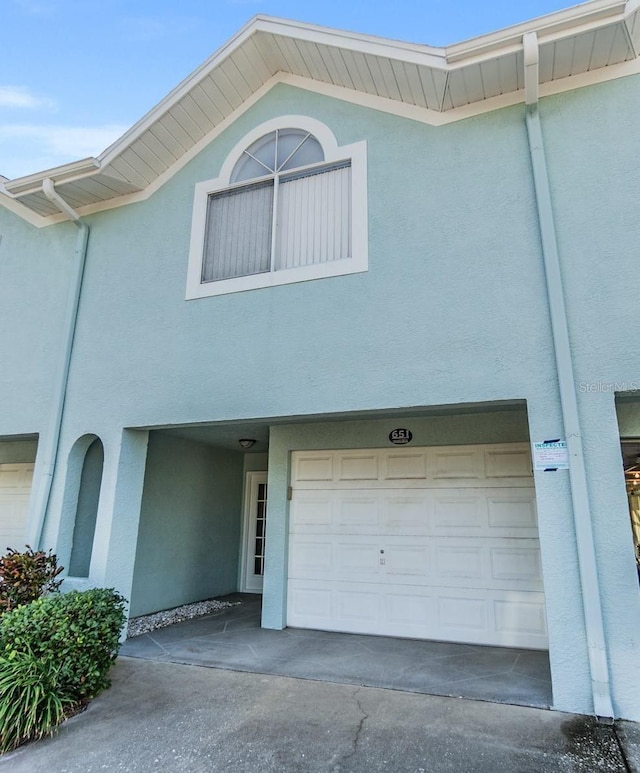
(384, 590, 433, 630)
(438, 594, 488, 632)
(288, 445, 547, 648)
(381, 451, 428, 480)
(337, 453, 379, 481)
(291, 492, 333, 531)
(335, 541, 381, 576)
(381, 494, 431, 532)
(485, 448, 532, 478)
(433, 449, 484, 479)
(288, 584, 333, 622)
(0, 496, 30, 543)
(0, 464, 34, 552)
(292, 488, 538, 538)
(433, 495, 484, 529)
(290, 535, 543, 591)
(290, 536, 381, 582)
(384, 543, 431, 578)
(337, 494, 380, 530)
(490, 547, 542, 583)
(288, 539, 334, 575)
(436, 590, 547, 647)
(488, 495, 537, 530)
(335, 587, 380, 625)
(287, 580, 547, 647)
(436, 545, 484, 580)
(495, 598, 547, 638)
(294, 454, 334, 482)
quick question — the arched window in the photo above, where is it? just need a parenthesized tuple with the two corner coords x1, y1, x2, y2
(187, 117, 367, 298)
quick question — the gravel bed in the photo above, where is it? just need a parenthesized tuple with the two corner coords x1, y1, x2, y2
(127, 598, 240, 638)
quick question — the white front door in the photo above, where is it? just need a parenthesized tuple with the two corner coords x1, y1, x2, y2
(0, 463, 34, 554)
(287, 444, 547, 649)
(242, 471, 268, 592)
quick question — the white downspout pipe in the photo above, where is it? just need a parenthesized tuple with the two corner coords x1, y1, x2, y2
(29, 179, 90, 551)
(522, 31, 614, 720)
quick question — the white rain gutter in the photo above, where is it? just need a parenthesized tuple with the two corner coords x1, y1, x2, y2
(522, 31, 614, 720)
(29, 179, 90, 550)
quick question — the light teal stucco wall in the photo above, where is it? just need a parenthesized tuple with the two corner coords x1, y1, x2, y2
(244, 452, 268, 473)
(0, 215, 76, 437)
(129, 433, 244, 617)
(2, 74, 640, 717)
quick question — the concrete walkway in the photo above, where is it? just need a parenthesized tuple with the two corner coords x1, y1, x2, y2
(121, 595, 553, 709)
(1, 656, 636, 773)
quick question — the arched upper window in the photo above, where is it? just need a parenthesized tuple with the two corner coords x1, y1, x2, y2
(187, 117, 367, 299)
(230, 129, 324, 183)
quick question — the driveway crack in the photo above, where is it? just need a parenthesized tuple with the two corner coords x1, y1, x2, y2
(331, 687, 369, 770)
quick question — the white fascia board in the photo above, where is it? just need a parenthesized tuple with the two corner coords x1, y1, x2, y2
(445, 18, 630, 72)
(445, 0, 627, 62)
(0, 187, 48, 227)
(97, 21, 268, 168)
(252, 16, 447, 69)
(3, 157, 100, 196)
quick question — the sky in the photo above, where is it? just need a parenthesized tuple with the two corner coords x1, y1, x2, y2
(1, 0, 581, 180)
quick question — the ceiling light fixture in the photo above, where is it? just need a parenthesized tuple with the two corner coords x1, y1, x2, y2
(238, 438, 256, 449)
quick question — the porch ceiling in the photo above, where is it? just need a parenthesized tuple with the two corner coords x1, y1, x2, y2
(147, 399, 527, 451)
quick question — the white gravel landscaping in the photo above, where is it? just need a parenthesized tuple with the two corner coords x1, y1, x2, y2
(126, 598, 240, 638)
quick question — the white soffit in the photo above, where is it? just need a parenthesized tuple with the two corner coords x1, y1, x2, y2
(1, 0, 639, 222)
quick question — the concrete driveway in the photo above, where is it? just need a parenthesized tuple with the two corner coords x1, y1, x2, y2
(1, 656, 637, 773)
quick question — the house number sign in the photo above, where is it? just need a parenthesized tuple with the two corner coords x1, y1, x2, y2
(389, 428, 413, 445)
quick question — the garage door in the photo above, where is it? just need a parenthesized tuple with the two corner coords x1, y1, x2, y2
(0, 464, 34, 554)
(287, 444, 547, 649)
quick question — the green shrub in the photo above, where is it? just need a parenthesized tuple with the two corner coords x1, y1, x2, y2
(0, 546, 63, 613)
(0, 649, 74, 753)
(0, 588, 126, 701)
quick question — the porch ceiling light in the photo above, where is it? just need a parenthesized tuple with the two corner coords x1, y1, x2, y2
(238, 438, 256, 449)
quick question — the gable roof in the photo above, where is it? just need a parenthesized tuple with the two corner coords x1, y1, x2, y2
(2, 0, 640, 224)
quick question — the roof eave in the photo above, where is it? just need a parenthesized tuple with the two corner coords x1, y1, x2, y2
(3, 157, 100, 196)
(1, 0, 637, 217)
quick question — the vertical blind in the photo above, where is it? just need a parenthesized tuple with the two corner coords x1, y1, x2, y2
(202, 181, 273, 282)
(276, 164, 351, 270)
(202, 163, 351, 283)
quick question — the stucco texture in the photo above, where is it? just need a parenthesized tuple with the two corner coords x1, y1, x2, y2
(129, 433, 244, 617)
(1, 75, 640, 717)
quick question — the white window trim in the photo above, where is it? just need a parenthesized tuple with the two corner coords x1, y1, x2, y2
(186, 115, 368, 299)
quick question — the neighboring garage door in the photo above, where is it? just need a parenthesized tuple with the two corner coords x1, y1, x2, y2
(0, 464, 34, 553)
(287, 444, 547, 649)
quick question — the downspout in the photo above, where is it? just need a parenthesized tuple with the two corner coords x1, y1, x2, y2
(522, 31, 614, 720)
(29, 179, 90, 550)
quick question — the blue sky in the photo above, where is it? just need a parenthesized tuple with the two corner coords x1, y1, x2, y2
(1, 0, 578, 179)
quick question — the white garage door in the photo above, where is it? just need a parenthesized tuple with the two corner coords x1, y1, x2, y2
(287, 444, 547, 649)
(0, 464, 34, 553)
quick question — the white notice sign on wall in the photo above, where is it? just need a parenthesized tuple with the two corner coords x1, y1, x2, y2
(533, 440, 569, 470)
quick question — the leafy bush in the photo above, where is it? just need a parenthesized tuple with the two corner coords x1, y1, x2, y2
(0, 649, 74, 753)
(0, 546, 63, 613)
(0, 588, 126, 702)
(0, 588, 126, 751)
